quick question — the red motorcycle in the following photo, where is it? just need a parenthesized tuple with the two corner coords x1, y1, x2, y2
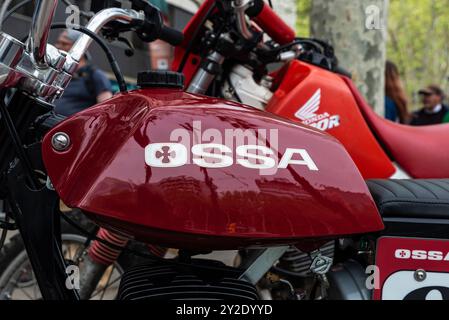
(168, 0, 449, 300)
(173, 0, 449, 180)
(0, 0, 448, 301)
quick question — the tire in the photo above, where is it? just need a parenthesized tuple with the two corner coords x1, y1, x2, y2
(0, 214, 125, 300)
(0, 233, 24, 288)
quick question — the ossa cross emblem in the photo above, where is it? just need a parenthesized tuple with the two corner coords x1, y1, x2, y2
(145, 143, 188, 168)
(156, 146, 176, 164)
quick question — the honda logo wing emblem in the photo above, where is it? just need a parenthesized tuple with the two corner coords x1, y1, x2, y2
(295, 89, 321, 121)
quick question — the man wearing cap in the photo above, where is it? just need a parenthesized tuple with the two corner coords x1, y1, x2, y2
(411, 85, 449, 126)
(54, 30, 113, 117)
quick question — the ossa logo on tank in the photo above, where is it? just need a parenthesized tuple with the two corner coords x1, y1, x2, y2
(145, 143, 319, 171)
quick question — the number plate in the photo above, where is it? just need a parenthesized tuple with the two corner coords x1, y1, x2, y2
(374, 237, 449, 300)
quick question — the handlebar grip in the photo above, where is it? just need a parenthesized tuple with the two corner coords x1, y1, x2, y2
(159, 26, 184, 46)
(247, 1, 296, 45)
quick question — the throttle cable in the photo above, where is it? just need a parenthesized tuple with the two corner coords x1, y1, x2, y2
(50, 23, 128, 93)
(3, 0, 93, 24)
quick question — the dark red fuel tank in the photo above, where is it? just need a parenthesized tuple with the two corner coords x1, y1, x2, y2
(42, 89, 383, 250)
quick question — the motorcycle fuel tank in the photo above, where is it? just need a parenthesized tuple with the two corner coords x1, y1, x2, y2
(42, 89, 383, 249)
(267, 60, 396, 179)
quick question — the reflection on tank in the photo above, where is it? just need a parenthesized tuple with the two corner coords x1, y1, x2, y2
(256, 178, 312, 200)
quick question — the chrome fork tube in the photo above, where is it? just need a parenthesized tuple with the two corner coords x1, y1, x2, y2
(0, 0, 14, 31)
(26, 0, 58, 67)
(187, 51, 224, 95)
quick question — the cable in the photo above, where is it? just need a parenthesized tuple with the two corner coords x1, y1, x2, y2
(263, 39, 304, 55)
(0, 208, 18, 230)
(3, 0, 93, 25)
(3, 0, 32, 23)
(4, 3, 127, 92)
(0, 90, 40, 190)
(0, 214, 8, 252)
(0, 0, 13, 30)
(51, 23, 128, 93)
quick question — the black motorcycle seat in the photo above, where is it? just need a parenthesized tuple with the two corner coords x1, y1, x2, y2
(367, 180, 449, 220)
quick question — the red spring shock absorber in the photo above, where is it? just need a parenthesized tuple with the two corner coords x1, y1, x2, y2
(147, 245, 168, 258)
(89, 229, 167, 265)
(89, 228, 129, 265)
(78, 228, 130, 299)
(247, 0, 296, 45)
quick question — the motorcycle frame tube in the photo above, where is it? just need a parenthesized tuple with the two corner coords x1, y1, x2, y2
(6, 164, 79, 300)
(2, 93, 78, 300)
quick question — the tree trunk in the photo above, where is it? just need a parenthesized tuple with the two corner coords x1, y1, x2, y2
(310, 0, 389, 115)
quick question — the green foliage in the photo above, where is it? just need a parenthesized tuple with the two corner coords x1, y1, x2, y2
(296, 0, 449, 107)
(296, 0, 312, 37)
(388, 0, 449, 106)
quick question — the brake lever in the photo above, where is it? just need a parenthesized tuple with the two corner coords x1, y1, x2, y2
(101, 19, 141, 38)
(98, 20, 138, 57)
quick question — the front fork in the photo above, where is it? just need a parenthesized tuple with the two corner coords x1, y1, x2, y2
(6, 157, 79, 300)
(78, 228, 129, 299)
(79, 229, 168, 299)
(7, 159, 130, 300)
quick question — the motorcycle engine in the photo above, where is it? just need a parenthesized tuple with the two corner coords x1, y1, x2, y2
(274, 243, 371, 300)
(222, 65, 273, 110)
(117, 260, 259, 300)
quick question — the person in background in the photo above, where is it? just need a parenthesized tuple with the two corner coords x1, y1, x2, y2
(411, 84, 449, 126)
(385, 61, 411, 124)
(54, 30, 113, 117)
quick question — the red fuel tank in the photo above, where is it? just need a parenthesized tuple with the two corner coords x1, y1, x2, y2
(42, 89, 383, 250)
(267, 60, 396, 179)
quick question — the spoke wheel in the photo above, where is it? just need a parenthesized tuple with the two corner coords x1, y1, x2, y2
(0, 233, 123, 300)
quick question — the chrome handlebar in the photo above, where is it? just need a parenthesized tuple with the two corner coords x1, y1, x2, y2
(0, 0, 146, 102)
(231, 0, 299, 58)
(27, 0, 58, 68)
(69, 9, 144, 64)
(232, 0, 255, 41)
(64, 8, 145, 75)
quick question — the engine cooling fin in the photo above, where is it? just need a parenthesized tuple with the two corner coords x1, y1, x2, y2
(118, 264, 258, 301)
